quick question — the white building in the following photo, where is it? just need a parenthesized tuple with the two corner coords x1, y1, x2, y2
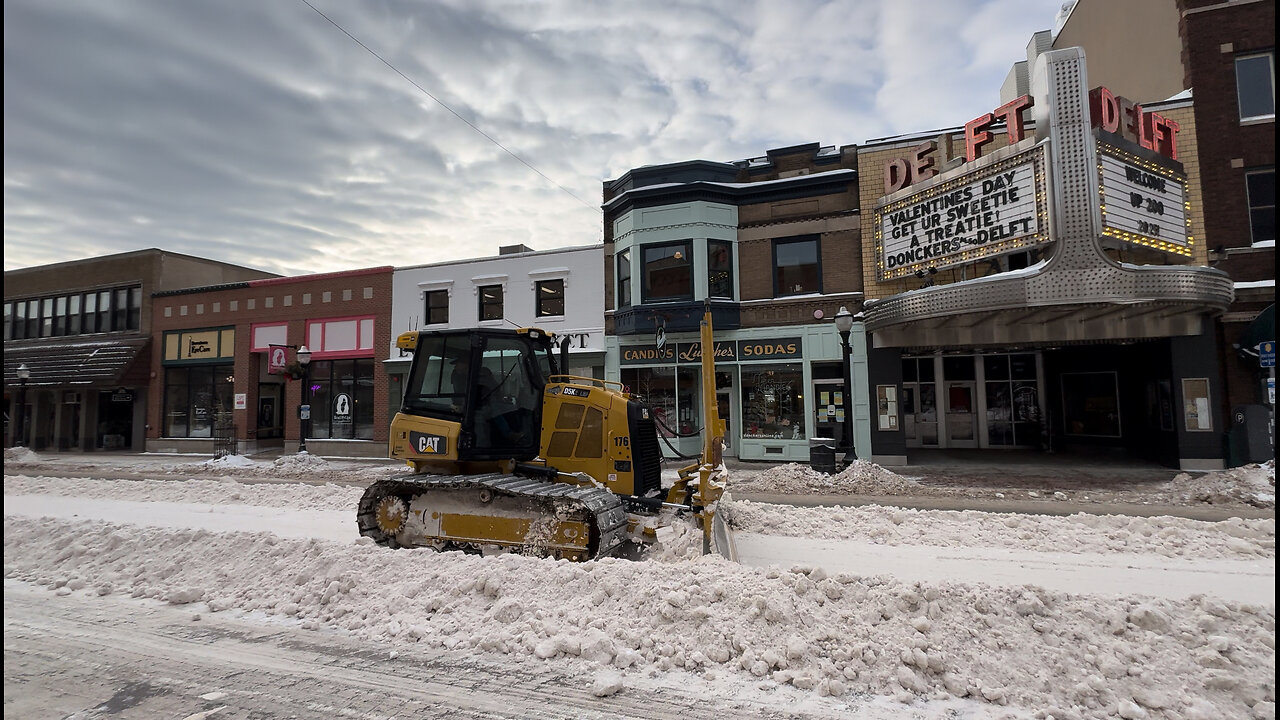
(386, 244, 607, 402)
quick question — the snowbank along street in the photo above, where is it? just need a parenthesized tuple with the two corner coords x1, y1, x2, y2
(4, 448, 1275, 719)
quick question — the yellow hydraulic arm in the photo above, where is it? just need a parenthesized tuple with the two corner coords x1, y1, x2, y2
(665, 300, 728, 554)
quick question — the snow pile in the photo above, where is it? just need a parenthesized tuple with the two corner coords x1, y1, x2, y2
(1164, 461, 1276, 508)
(270, 452, 332, 473)
(3, 447, 41, 463)
(203, 454, 257, 469)
(4, 474, 366, 512)
(724, 500, 1276, 559)
(4, 513, 1274, 718)
(729, 461, 920, 495)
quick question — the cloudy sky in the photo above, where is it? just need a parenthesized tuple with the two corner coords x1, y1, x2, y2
(4, 0, 1068, 276)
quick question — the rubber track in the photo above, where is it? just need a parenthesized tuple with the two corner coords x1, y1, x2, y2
(357, 472, 630, 559)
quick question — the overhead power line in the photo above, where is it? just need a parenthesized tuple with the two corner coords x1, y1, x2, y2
(299, 0, 599, 213)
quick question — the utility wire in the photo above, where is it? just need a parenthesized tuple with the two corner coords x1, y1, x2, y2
(299, 0, 599, 213)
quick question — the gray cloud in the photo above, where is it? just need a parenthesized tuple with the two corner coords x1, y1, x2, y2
(4, 0, 1062, 276)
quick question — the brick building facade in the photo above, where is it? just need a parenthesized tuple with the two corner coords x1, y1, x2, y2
(1180, 0, 1275, 447)
(602, 144, 871, 462)
(4, 249, 276, 451)
(148, 267, 394, 457)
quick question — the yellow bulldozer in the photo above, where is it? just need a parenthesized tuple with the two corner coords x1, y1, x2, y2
(357, 303, 727, 560)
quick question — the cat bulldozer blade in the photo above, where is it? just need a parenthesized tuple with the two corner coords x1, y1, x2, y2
(358, 302, 727, 560)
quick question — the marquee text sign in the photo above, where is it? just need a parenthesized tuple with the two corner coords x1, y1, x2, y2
(875, 145, 1049, 280)
(620, 338, 803, 365)
(1098, 145, 1190, 255)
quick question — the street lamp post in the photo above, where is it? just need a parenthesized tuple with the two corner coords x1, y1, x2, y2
(297, 345, 312, 453)
(833, 307, 857, 467)
(15, 363, 30, 448)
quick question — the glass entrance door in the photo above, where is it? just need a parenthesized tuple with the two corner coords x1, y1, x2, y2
(945, 382, 978, 447)
(716, 389, 735, 458)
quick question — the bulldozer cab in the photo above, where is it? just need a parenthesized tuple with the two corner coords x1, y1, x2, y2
(400, 329, 554, 461)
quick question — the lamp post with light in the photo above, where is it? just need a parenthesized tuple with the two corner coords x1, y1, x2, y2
(832, 307, 857, 466)
(297, 346, 312, 453)
(15, 363, 31, 448)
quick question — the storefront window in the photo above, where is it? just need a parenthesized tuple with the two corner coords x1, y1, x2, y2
(623, 366, 676, 435)
(902, 357, 938, 445)
(307, 358, 375, 440)
(619, 366, 702, 438)
(984, 354, 1039, 446)
(742, 364, 804, 440)
(163, 364, 234, 437)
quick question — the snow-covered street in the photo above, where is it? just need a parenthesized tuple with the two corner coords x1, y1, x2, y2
(4, 449, 1276, 719)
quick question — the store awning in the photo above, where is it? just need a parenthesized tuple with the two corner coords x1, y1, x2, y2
(1237, 303, 1275, 357)
(3, 338, 150, 388)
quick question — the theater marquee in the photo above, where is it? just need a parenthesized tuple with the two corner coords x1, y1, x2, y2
(875, 142, 1050, 281)
(1097, 144, 1191, 256)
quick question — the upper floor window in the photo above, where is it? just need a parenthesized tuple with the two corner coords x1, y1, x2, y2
(425, 290, 449, 325)
(478, 285, 504, 321)
(617, 249, 632, 309)
(1247, 168, 1275, 245)
(536, 279, 565, 317)
(643, 241, 693, 303)
(1236, 52, 1275, 122)
(708, 240, 734, 299)
(773, 236, 821, 296)
(4, 284, 142, 341)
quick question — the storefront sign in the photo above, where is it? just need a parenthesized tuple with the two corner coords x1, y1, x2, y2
(620, 344, 676, 365)
(736, 338, 802, 361)
(1098, 145, 1190, 255)
(111, 389, 134, 403)
(886, 96, 1033, 193)
(1090, 86, 1180, 160)
(876, 145, 1049, 280)
(268, 345, 289, 374)
(621, 338, 802, 365)
(333, 393, 353, 422)
(676, 341, 737, 363)
(164, 327, 235, 364)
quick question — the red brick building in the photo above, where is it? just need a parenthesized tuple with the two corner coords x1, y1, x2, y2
(1180, 0, 1275, 441)
(147, 267, 394, 457)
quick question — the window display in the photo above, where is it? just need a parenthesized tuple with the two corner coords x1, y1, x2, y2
(620, 366, 702, 437)
(308, 358, 375, 440)
(163, 364, 234, 438)
(742, 364, 804, 440)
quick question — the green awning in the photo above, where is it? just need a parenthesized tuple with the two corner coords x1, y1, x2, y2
(1239, 303, 1274, 355)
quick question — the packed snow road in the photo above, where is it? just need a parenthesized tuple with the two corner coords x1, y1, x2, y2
(3, 451, 1276, 719)
(6, 582, 845, 720)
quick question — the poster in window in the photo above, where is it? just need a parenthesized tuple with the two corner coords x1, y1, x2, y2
(877, 385, 899, 430)
(1182, 378, 1212, 432)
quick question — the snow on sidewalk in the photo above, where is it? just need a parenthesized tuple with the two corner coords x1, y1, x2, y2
(734, 532, 1274, 605)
